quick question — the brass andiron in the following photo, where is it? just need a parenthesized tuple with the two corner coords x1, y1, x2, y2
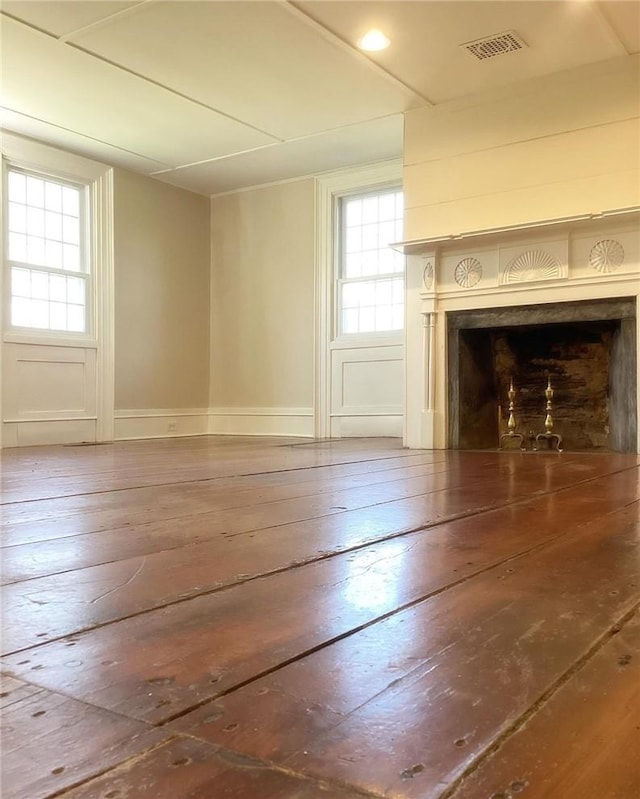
(535, 377, 563, 452)
(499, 378, 525, 451)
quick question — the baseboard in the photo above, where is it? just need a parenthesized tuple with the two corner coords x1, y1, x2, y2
(2, 418, 97, 447)
(330, 414, 404, 438)
(114, 407, 315, 440)
(208, 407, 314, 437)
(114, 409, 210, 441)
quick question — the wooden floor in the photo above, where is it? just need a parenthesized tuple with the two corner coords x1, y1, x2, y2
(1, 436, 639, 799)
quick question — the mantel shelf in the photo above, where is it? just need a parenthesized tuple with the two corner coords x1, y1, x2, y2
(392, 206, 640, 255)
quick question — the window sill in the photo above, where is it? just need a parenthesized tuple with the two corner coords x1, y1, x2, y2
(3, 331, 98, 349)
(331, 332, 404, 350)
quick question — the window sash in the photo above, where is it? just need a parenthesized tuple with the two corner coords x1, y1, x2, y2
(4, 166, 91, 335)
(337, 187, 404, 336)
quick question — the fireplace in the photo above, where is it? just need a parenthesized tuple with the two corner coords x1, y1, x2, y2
(403, 211, 640, 454)
(447, 299, 637, 452)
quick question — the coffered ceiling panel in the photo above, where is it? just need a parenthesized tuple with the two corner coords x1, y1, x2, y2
(1, 17, 277, 167)
(152, 115, 404, 196)
(295, 0, 628, 103)
(1, 0, 141, 38)
(69, 0, 420, 139)
(0, 0, 636, 195)
(0, 107, 168, 175)
(598, 0, 640, 55)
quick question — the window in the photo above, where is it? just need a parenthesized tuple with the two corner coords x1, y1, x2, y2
(5, 167, 89, 334)
(338, 188, 404, 335)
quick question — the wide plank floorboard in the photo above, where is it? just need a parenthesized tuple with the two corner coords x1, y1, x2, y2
(1, 437, 639, 799)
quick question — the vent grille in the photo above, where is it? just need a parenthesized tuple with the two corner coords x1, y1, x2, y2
(462, 31, 526, 60)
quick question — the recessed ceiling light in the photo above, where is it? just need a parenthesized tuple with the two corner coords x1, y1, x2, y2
(358, 29, 390, 52)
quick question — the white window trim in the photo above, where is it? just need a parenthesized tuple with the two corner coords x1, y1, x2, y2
(314, 159, 403, 438)
(1, 132, 114, 445)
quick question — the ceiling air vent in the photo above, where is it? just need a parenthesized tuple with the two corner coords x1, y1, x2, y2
(462, 30, 526, 61)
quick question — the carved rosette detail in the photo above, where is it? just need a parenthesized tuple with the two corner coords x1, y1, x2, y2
(589, 239, 624, 273)
(454, 257, 482, 288)
(422, 259, 434, 290)
(504, 250, 561, 283)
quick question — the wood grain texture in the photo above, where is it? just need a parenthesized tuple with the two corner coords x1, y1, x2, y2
(1, 437, 638, 799)
(449, 610, 640, 799)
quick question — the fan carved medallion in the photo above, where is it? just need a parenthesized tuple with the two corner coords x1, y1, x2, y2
(454, 257, 482, 288)
(589, 239, 624, 273)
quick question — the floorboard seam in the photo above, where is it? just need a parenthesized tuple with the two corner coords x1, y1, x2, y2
(437, 598, 640, 799)
(39, 735, 179, 799)
(2, 482, 637, 658)
(154, 519, 626, 727)
(0, 451, 449, 506)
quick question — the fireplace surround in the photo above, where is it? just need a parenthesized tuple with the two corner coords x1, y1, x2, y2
(403, 210, 640, 453)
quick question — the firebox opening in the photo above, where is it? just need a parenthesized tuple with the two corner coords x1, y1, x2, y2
(447, 299, 637, 453)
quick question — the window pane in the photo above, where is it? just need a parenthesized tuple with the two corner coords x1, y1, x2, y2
(362, 196, 378, 223)
(362, 223, 378, 251)
(62, 214, 80, 245)
(345, 227, 361, 254)
(9, 202, 27, 233)
(12, 268, 31, 298)
(50, 301, 67, 330)
(45, 182, 62, 212)
(9, 171, 26, 203)
(378, 221, 396, 248)
(375, 306, 392, 331)
(63, 244, 80, 271)
(45, 211, 63, 240)
(344, 253, 362, 278)
(12, 297, 31, 327)
(62, 186, 80, 216)
(378, 193, 396, 221)
(378, 248, 395, 273)
(26, 207, 45, 238)
(342, 282, 358, 309)
(26, 177, 45, 207)
(375, 280, 393, 305)
(31, 270, 49, 300)
(345, 199, 362, 227)
(67, 276, 85, 304)
(67, 304, 85, 332)
(9, 232, 27, 262)
(361, 253, 378, 277)
(392, 304, 404, 329)
(360, 307, 375, 331)
(50, 274, 67, 302)
(31, 299, 50, 328)
(27, 236, 46, 267)
(45, 240, 64, 269)
(342, 308, 359, 334)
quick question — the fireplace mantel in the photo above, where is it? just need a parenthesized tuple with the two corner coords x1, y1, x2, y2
(404, 211, 640, 453)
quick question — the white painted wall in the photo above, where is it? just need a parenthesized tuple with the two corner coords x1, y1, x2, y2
(208, 179, 316, 436)
(113, 169, 210, 441)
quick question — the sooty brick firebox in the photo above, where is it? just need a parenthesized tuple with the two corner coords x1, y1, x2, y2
(447, 298, 637, 452)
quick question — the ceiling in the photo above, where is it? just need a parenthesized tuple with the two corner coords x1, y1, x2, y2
(1, 0, 638, 196)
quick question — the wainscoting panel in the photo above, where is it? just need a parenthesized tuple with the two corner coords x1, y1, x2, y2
(330, 344, 404, 438)
(2, 342, 97, 446)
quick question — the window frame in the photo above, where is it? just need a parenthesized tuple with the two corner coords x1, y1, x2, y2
(314, 160, 404, 438)
(2, 159, 95, 345)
